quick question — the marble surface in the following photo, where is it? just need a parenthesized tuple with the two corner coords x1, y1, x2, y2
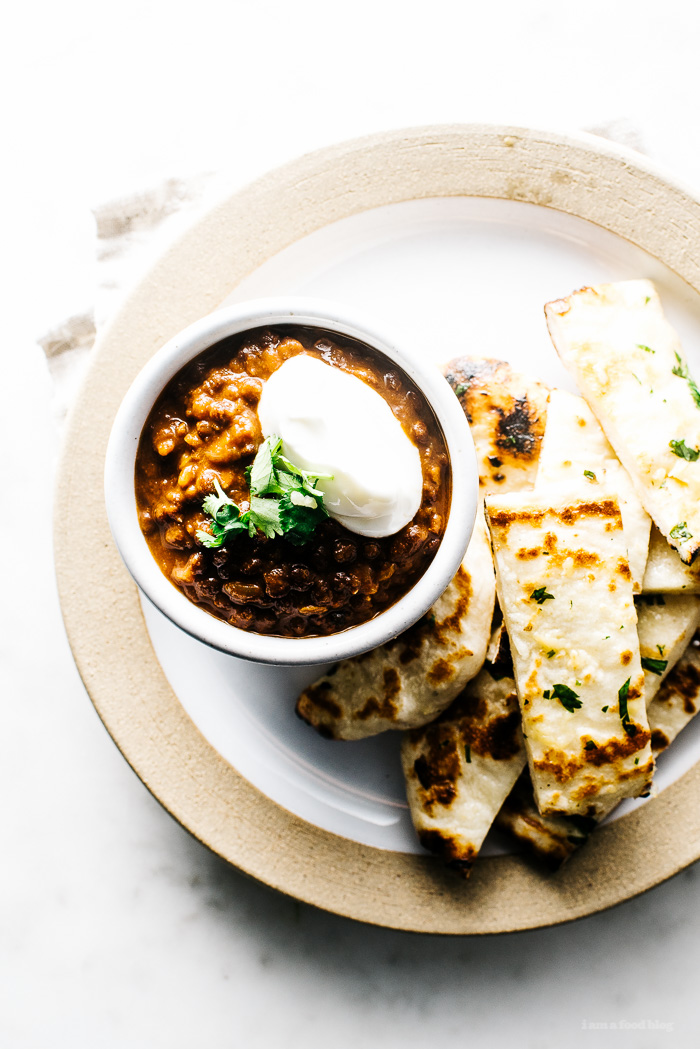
(5, 1, 700, 1044)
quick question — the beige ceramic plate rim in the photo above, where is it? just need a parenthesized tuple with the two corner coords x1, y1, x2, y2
(55, 124, 700, 934)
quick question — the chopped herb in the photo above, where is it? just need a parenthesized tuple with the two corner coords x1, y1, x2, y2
(503, 435, 517, 446)
(584, 740, 597, 751)
(197, 435, 332, 549)
(645, 296, 651, 304)
(635, 758, 640, 765)
(602, 705, 609, 712)
(454, 383, 467, 397)
(583, 469, 596, 481)
(672, 352, 700, 409)
(530, 586, 554, 604)
(542, 689, 551, 699)
(547, 683, 582, 713)
(657, 644, 666, 656)
(465, 745, 471, 764)
(641, 656, 668, 676)
(669, 438, 700, 461)
(546, 649, 556, 658)
(618, 677, 638, 736)
(637, 344, 655, 354)
(604, 635, 610, 640)
(631, 372, 642, 385)
(670, 521, 693, 542)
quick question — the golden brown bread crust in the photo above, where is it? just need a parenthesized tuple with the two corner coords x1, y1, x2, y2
(401, 660, 526, 878)
(443, 357, 549, 493)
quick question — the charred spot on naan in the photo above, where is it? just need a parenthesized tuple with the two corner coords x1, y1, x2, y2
(443, 356, 549, 491)
(651, 728, 671, 751)
(533, 728, 652, 785)
(409, 727, 462, 813)
(416, 829, 476, 877)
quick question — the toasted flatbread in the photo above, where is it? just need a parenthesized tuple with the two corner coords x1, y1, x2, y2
(536, 388, 650, 592)
(295, 509, 495, 740)
(648, 631, 700, 753)
(643, 525, 700, 594)
(495, 771, 594, 868)
(485, 486, 654, 817)
(443, 357, 549, 493)
(401, 632, 525, 877)
(498, 612, 700, 866)
(637, 593, 700, 703)
(546, 280, 700, 564)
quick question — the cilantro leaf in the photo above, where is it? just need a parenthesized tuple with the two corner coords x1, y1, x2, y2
(248, 435, 283, 494)
(669, 438, 700, 461)
(641, 656, 668, 676)
(670, 521, 693, 542)
(672, 352, 700, 409)
(618, 677, 638, 736)
(530, 586, 554, 604)
(279, 489, 328, 546)
(544, 683, 582, 712)
(197, 480, 249, 547)
(197, 437, 333, 549)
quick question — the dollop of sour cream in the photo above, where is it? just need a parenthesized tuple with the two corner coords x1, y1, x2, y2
(257, 354, 423, 538)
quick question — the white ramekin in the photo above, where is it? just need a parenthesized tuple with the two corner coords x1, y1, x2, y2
(104, 297, 478, 666)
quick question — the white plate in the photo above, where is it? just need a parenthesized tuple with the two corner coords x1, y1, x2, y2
(142, 195, 700, 853)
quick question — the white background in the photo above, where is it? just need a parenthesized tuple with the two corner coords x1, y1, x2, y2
(4, 1, 700, 1045)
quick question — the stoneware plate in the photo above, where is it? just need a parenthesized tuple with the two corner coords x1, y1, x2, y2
(55, 125, 700, 934)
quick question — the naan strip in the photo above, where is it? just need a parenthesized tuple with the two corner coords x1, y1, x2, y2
(296, 509, 495, 740)
(443, 356, 549, 493)
(495, 771, 593, 868)
(485, 487, 654, 817)
(643, 526, 700, 594)
(648, 631, 700, 753)
(401, 628, 525, 877)
(536, 388, 650, 592)
(498, 610, 699, 865)
(546, 280, 700, 564)
(637, 594, 700, 704)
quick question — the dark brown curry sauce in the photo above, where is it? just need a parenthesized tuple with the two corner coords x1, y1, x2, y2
(135, 326, 450, 638)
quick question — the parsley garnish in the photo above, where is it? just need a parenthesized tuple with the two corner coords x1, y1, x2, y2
(601, 705, 609, 712)
(196, 436, 332, 549)
(530, 586, 554, 604)
(669, 439, 700, 461)
(546, 649, 556, 658)
(454, 383, 467, 397)
(584, 741, 596, 751)
(583, 469, 596, 481)
(641, 655, 668, 676)
(672, 352, 700, 409)
(618, 677, 637, 736)
(545, 683, 582, 712)
(465, 745, 471, 764)
(670, 521, 693, 542)
(637, 344, 655, 354)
